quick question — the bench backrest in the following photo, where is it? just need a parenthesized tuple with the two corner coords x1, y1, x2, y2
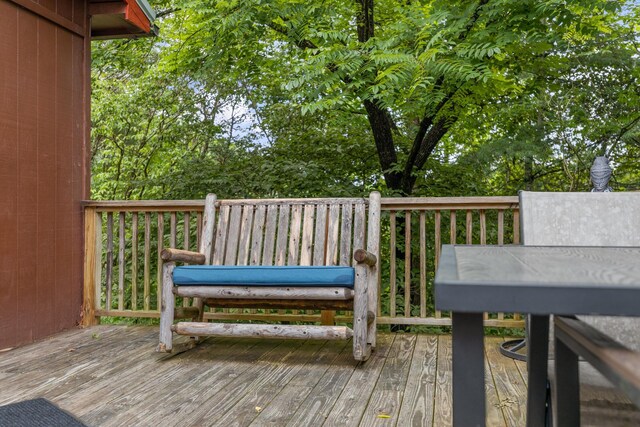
(199, 195, 379, 268)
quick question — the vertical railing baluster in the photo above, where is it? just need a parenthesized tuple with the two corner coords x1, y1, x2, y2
(95, 212, 103, 313)
(131, 213, 138, 311)
(497, 209, 504, 321)
(144, 212, 151, 311)
(466, 210, 473, 244)
(183, 212, 191, 252)
(449, 211, 457, 338)
(435, 210, 442, 319)
(157, 213, 164, 311)
(419, 211, 426, 318)
(183, 212, 191, 308)
(450, 210, 456, 244)
(389, 211, 396, 318)
(498, 210, 504, 245)
(513, 209, 521, 321)
(105, 212, 114, 311)
(404, 210, 411, 318)
(168, 212, 182, 309)
(170, 212, 177, 249)
(480, 210, 486, 245)
(196, 212, 202, 251)
(118, 212, 125, 311)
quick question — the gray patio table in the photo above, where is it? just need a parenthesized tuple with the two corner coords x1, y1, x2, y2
(434, 244, 640, 427)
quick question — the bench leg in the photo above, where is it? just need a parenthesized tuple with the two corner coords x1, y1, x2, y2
(353, 264, 371, 361)
(367, 265, 378, 351)
(554, 332, 580, 427)
(157, 262, 175, 352)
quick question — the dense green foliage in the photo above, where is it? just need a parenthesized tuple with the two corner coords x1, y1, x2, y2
(91, 0, 640, 199)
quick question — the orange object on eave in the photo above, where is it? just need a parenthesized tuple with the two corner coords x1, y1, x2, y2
(90, 0, 156, 39)
(124, 0, 150, 33)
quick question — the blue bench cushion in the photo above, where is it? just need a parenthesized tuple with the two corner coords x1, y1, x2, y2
(173, 266, 355, 288)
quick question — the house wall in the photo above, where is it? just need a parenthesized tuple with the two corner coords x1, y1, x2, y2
(0, 0, 89, 349)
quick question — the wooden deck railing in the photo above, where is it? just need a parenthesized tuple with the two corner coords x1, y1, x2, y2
(82, 196, 523, 328)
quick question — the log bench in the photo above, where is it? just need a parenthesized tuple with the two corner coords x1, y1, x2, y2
(157, 193, 381, 361)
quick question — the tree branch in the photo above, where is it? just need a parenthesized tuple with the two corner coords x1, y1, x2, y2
(607, 114, 640, 156)
(156, 8, 180, 18)
(399, 0, 490, 193)
(458, 0, 489, 41)
(266, 21, 318, 50)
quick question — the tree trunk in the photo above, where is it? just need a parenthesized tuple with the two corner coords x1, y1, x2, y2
(524, 157, 534, 191)
(364, 100, 403, 192)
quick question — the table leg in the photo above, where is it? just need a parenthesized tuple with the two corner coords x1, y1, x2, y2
(452, 311, 485, 427)
(526, 315, 550, 427)
(554, 331, 580, 426)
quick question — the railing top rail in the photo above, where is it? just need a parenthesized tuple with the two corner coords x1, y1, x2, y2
(83, 196, 520, 212)
(83, 200, 205, 212)
(382, 196, 519, 211)
(82, 197, 367, 212)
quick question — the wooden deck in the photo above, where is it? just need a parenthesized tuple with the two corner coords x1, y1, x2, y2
(0, 325, 531, 426)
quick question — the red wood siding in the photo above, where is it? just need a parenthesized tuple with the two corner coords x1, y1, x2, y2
(0, 0, 88, 349)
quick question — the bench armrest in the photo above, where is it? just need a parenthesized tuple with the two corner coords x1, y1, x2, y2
(354, 249, 377, 266)
(161, 248, 206, 265)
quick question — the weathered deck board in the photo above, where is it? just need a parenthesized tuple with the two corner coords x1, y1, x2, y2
(485, 349, 507, 427)
(359, 334, 416, 425)
(198, 340, 327, 427)
(432, 335, 453, 426)
(396, 334, 438, 427)
(248, 340, 350, 426)
(0, 326, 537, 427)
(210, 340, 344, 427)
(281, 348, 358, 426)
(485, 337, 528, 426)
(0, 327, 148, 402)
(0, 326, 90, 370)
(321, 334, 397, 426)
(108, 339, 292, 427)
(66, 349, 199, 423)
(83, 338, 269, 426)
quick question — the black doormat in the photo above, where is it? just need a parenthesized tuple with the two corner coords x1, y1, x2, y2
(0, 398, 88, 427)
